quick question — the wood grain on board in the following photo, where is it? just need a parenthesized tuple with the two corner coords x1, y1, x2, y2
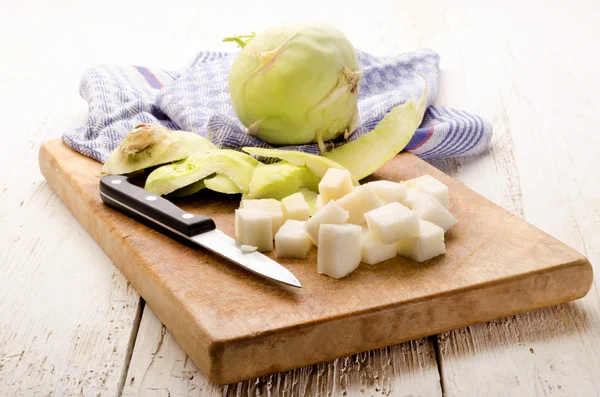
(39, 139, 592, 384)
(121, 304, 442, 396)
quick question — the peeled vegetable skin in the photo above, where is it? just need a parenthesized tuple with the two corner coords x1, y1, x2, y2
(102, 124, 216, 175)
(323, 78, 428, 180)
(242, 147, 359, 185)
(171, 180, 206, 197)
(204, 174, 243, 194)
(145, 149, 256, 196)
(247, 161, 320, 200)
(228, 22, 362, 145)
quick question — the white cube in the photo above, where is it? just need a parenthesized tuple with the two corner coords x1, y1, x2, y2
(317, 224, 362, 278)
(315, 194, 325, 211)
(403, 186, 428, 208)
(336, 185, 384, 225)
(275, 220, 313, 259)
(364, 202, 420, 244)
(396, 219, 445, 262)
(303, 199, 349, 245)
(240, 198, 283, 234)
(366, 180, 407, 204)
(235, 208, 273, 252)
(360, 226, 397, 265)
(318, 168, 354, 202)
(406, 175, 449, 208)
(412, 193, 457, 232)
(281, 192, 310, 221)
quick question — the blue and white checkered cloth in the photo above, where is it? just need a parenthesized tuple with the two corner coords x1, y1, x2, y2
(62, 49, 492, 164)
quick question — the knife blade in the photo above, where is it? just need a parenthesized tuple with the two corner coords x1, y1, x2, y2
(99, 175, 302, 288)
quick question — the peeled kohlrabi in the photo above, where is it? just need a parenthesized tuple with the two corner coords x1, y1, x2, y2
(227, 22, 362, 146)
(101, 124, 216, 175)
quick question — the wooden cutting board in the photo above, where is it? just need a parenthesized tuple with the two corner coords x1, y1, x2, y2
(39, 139, 593, 384)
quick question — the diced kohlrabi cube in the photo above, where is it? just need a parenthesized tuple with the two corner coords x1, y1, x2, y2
(275, 220, 313, 259)
(412, 193, 457, 232)
(396, 219, 445, 262)
(366, 180, 407, 204)
(235, 208, 273, 252)
(303, 199, 349, 245)
(315, 194, 325, 211)
(318, 168, 354, 203)
(336, 185, 384, 225)
(239, 198, 283, 234)
(364, 201, 420, 244)
(406, 175, 449, 208)
(403, 186, 428, 209)
(281, 192, 310, 221)
(360, 226, 397, 265)
(317, 224, 362, 278)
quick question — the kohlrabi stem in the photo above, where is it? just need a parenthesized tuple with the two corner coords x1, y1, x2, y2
(222, 33, 256, 49)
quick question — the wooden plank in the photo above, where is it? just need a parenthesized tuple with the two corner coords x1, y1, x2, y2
(430, 1, 600, 395)
(0, 1, 193, 393)
(0, 117, 142, 395)
(122, 304, 442, 396)
(39, 139, 591, 384)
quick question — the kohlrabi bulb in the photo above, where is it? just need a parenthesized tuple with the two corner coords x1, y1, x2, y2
(227, 22, 362, 147)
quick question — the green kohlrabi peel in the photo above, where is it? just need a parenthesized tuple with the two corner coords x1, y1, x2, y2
(247, 161, 320, 200)
(242, 147, 359, 186)
(101, 124, 216, 175)
(145, 149, 257, 196)
(323, 76, 428, 180)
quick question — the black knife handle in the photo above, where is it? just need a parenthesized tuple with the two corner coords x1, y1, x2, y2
(99, 175, 216, 237)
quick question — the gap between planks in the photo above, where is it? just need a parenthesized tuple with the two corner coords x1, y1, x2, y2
(117, 298, 145, 397)
(121, 304, 444, 396)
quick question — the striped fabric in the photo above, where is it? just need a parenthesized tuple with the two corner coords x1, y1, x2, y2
(62, 49, 492, 164)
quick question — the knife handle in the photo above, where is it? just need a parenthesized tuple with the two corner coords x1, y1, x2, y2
(99, 175, 216, 237)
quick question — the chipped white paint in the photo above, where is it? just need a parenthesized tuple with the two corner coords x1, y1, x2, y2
(3, 0, 600, 396)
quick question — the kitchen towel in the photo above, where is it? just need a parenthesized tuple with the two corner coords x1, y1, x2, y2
(62, 49, 493, 164)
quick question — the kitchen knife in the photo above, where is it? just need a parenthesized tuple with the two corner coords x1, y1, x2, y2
(99, 175, 302, 288)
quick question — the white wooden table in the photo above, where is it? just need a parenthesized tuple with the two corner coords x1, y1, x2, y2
(1, 0, 599, 395)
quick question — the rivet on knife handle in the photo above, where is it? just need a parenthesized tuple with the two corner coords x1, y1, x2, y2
(99, 175, 216, 237)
